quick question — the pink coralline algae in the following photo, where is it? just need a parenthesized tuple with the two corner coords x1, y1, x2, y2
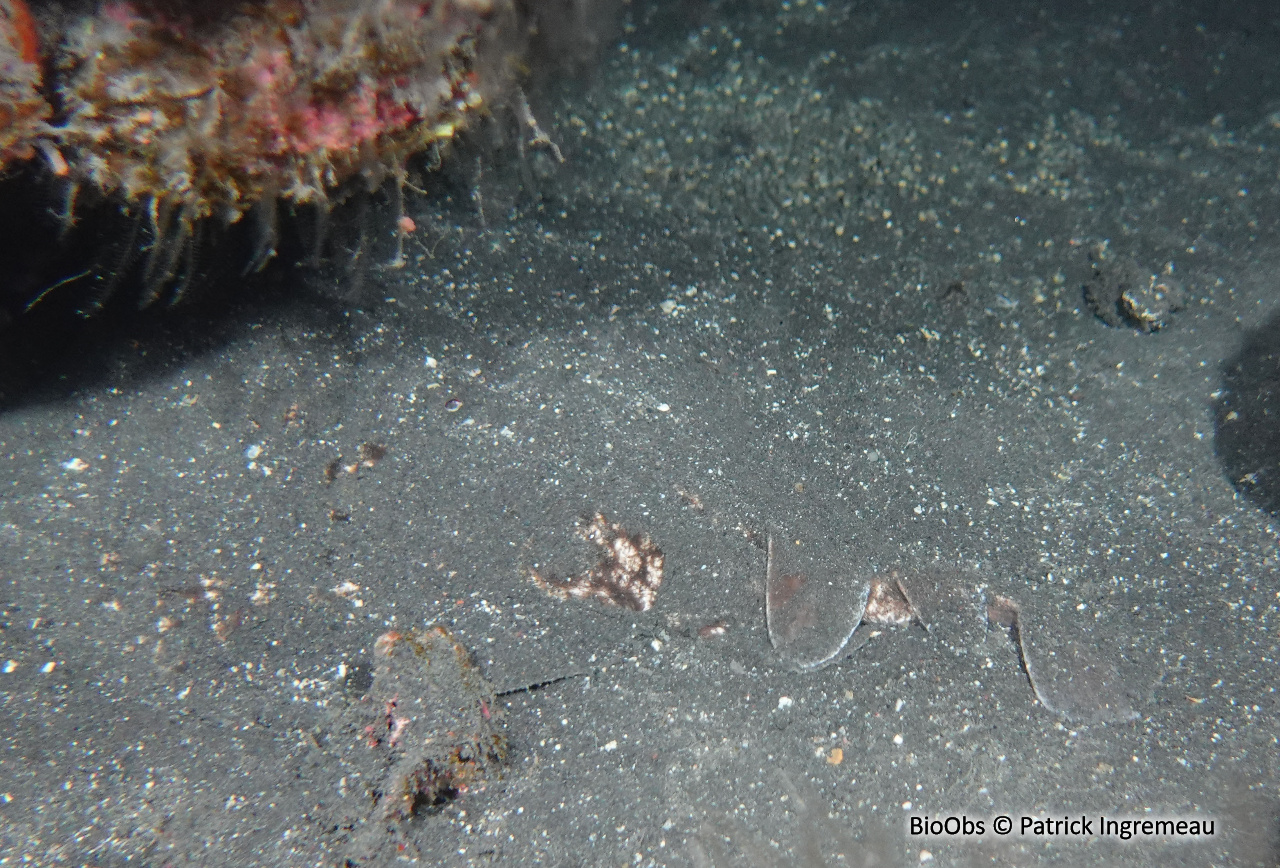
(533, 513, 666, 612)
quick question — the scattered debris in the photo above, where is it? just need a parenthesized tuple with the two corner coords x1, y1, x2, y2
(354, 442, 387, 471)
(532, 513, 665, 611)
(1084, 247, 1185, 332)
(324, 442, 387, 482)
(331, 580, 362, 600)
(322, 442, 388, 525)
(697, 621, 729, 639)
(676, 486, 706, 512)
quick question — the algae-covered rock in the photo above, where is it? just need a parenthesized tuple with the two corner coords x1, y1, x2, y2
(343, 625, 506, 862)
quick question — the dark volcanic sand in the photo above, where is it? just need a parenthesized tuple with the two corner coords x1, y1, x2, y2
(1, 1, 1278, 865)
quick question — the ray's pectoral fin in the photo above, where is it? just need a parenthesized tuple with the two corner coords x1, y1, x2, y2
(765, 531, 869, 672)
(989, 595, 1141, 724)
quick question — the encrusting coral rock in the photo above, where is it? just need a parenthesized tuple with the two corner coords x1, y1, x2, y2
(0, 0, 49, 169)
(47, 0, 515, 287)
(1, 0, 620, 309)
(0, 0, 620, 314)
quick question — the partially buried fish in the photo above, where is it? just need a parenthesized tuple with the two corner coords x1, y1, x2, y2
(764, 531, 1141, 724)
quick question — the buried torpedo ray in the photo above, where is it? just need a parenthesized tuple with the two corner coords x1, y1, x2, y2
(764, 531, 1142, 724)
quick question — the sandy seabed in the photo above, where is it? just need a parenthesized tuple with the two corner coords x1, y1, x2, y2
(1, 1, 1278, 865)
